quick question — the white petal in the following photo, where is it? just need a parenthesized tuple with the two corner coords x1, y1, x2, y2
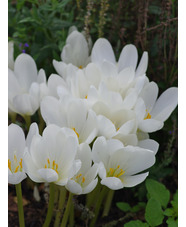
(119, 146, 155, 175)
(40, 96, 67, 126)
(122, 172, 149, 187)
(101, 177, 123, 190)
(139, 119, 164, 133)
(14, 53, 37, 90)
(138, 139, 159, 155)
(118, 44, 138, 72)
(140, 82, 159, 112)
(8, 172, 27, 185)
(83, 178, 98, 194)
(8, 124, 25, 159)
(66, 179, 82, 194)
(135, 52, 148, 77)
(37, 168, 58, 182)
(151, 87, 178, 121)
(97, 115, 116, 138)
(13, 94, 37, 115)
(37, 69, 46, 84)
(47, 74, 67, 97)
(91, 38, 116, 65)
(53, 60, 67, 78)
(8, 69, 21, 100)
(26, 123, 39, 149)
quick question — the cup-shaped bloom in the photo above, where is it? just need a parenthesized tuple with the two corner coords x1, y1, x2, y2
(41, 98, 98, 144)
(8, 53, 47, 115)
(23, 125, 81, 185)
(135, 82, 178, 133)
(8, 123, 39, 184)
(92, 137, 155, 190)
(53, 29, 91, 79)
(8, 124, 27, 184)
(66, 143, 99, 195)
(91, 38, 148, 77)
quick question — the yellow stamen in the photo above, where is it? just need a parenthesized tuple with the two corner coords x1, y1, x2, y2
(76, 174, 82, 179)
(72, 128, 79, 138)
(45, 164, 47, 168)
(116, 169, 125, 178)
(14, 166, 19, 173)
(52, 160, 55, 169)
(56, 164, 58, 170)
(116, 127, 120, 131)
(85, 95, 87, 99)
(117, 165, 120, 169)
(14, 155, 17, 162)
(79, 65, 83, 69)
(144, 112, 151, 120)
(82, 177, 85, 183)
(19, 158, 23, 169)
(8, 159, 11, 171)
(109, 168, 114, 176)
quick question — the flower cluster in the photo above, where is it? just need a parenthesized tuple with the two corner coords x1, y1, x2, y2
(8, 27, 177, 194)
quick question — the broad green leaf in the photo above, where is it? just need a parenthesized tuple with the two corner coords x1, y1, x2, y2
(164, 208, 174, 216)
(145, 198, 164, 226)
(166, 217, 178, 227)
(146, 179, 170, 208)
(116, 202, 131, 212)
(124, 220, 149, 227)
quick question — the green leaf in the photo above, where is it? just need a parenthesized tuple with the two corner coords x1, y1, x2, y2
(166, 217, 178, 227)
(145, 198, 164, 226)
(124, 220, 149, 227)
(116, 202, 131, 212)
(164, 208, 174, 217)
(131, 202, 146, 212)
(145, 179, 170, 208)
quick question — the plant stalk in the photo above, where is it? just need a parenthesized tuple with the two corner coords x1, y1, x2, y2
(102, 189, 114, 217)
(43, 183, 55, 227)
(15, 183, 25, 227)
(60, 192, 73, 227)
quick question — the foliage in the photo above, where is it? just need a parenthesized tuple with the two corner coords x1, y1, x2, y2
(116, 179, 178, 226)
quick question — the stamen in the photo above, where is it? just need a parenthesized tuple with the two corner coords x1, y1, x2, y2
(109, 168, 114, 176)
(144, 112, 151, 120)
(8, 159, 11, 171)
(72, 128, 79, 138)
(19, 159, 23, 169)
(14, 155, 17, 162)
(82, 177, 85, 183)
(79, 65, 83, 69)
(85, 95, 87, 99)
(14, 166, 19, 173)
(45, 164, 47, 168)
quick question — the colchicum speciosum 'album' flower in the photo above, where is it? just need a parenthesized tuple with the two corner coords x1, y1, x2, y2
(23, 124, 81, 185)
(8, 124, 27, 184)
(92, 137, 156, 190)
(66, 143, 99, 195)
(53, 27, 91, 80)
(8, 53, 47, 116)
(8, 123, 39, 184)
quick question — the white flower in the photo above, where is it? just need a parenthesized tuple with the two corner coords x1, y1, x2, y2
(135, 83, 178, 133)
(66, 143, 99, 195)
(8, 41, 14, 70)
(40, 98, 98, 144)
(8, 53, 47, 115)
(92, 137, 155, 190)
(8, 124, 27, 184)
(53, 30, 91, 79)
(91, 38, 148, 77)
(23, 125, 81, 185)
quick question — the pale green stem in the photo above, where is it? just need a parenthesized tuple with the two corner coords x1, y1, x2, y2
(102, 189, 115, 217)
(89, 186, 108, 227)
(23, 115, 31, 130)
(60, 192, 73, 227)
(43, 183, 55, 227)
(15, 183, 25, 227)
(86, 182, 101, 209)
(54, 187, 67, 227)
